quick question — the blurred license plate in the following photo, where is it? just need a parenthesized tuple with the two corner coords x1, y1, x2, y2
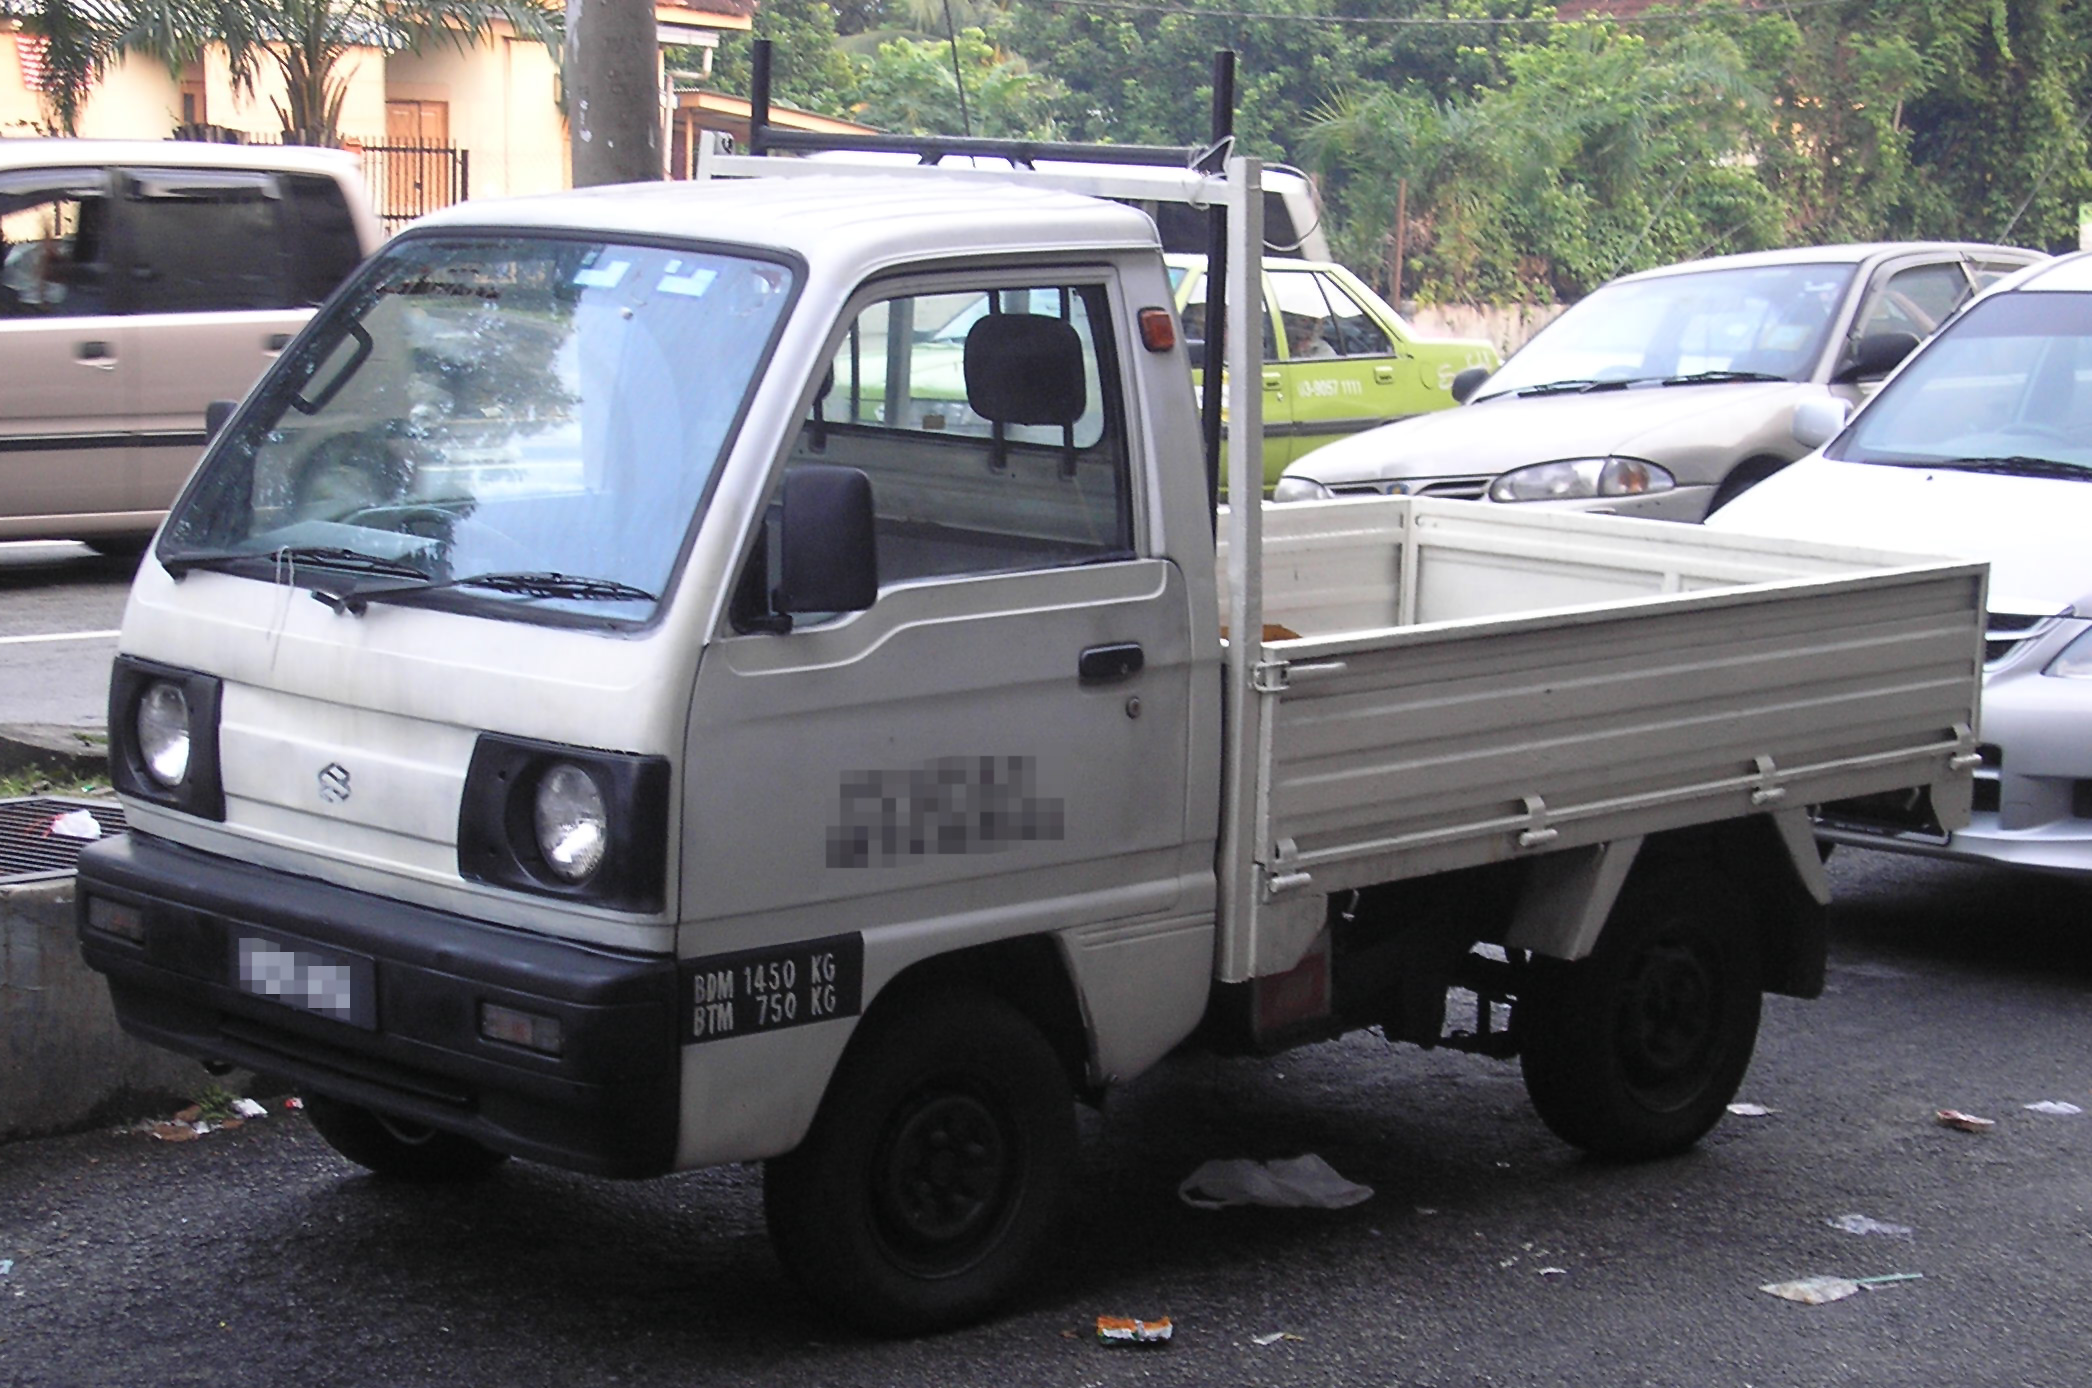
(233, 931, 377, 1029)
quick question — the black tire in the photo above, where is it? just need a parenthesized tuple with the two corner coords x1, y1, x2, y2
(764, 990, 1076, 1336)
(1516, 867, 1763, 1159)
(302, 1093, 510, 1182)
(1706, 456, 1790, 515)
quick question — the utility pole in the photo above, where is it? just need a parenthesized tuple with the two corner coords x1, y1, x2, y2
(567, 0, 662, 187)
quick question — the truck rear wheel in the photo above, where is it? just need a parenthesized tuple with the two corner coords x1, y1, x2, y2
(764, 991, 1075, 1335)
(1516, 868, 1762, 1159)
(303, 1093, 510, 1182)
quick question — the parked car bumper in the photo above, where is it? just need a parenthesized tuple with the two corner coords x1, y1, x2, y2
(75, 830, 682, 1175)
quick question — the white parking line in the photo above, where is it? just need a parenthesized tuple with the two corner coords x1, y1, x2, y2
(0, 630, 122, 646)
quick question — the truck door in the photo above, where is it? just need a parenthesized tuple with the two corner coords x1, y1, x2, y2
(684, 271, 1199, 961)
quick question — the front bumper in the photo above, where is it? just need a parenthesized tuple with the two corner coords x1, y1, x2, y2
(76, 832, 681, 1176)
(1817, 654, 2092, 878)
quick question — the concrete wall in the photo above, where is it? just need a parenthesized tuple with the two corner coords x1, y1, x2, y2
(1, 876, 220, 1141)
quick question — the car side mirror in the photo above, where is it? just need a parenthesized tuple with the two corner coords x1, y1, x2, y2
(1833, 330, 1920, 384)
(1185, 338, 1206, 371)
(1791, 396, 1850, 451)
(204, 399, 238, 440)
(1450, 365, 1491, 404)
(777, 463, 877, 616)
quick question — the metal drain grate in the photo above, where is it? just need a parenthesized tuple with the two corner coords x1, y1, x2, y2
(0, 797, 128, 884)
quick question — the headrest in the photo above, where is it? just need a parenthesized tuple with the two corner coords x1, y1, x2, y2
(963, 314, 1085, 427)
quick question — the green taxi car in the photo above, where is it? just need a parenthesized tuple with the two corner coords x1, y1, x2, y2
(1169, 254, 1499, 484)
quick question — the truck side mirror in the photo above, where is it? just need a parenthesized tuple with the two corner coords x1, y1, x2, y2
(1450, 365, 1491, 404)
(1833, 330, 1920, 384)
(777, 463, 877, 616)
(204, 399, 238, 440)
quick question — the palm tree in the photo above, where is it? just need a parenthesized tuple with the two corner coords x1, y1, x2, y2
(24, 0, 560, 144)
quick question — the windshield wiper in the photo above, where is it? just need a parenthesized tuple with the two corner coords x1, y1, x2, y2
(164, 545, 432, 582)
(1659, 370, 1788, 385)
(449, 571, 658, 602)
(1509, 378, 1619, 397)
(1898, 455, 2092, 482)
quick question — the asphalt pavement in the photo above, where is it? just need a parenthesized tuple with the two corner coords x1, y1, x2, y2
(3, 850, 2090, 1386)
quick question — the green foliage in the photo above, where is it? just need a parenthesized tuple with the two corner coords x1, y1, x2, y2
(849, 28, 1064, 137)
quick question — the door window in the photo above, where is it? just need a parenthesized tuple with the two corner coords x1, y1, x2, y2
(1269, 268, 1340, 361)
(1857, 262, 1972, 341)
(0, 169, 111, 319)
(117, 168, 292, 314)
(781, 278, 1135, 590)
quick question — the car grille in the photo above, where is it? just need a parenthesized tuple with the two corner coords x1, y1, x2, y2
(1330, 476, 1493, 501)
(1984, 610, 2069, 667)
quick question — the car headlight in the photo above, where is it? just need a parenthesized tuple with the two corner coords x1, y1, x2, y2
(2044, 627, 2092, 679)
(534, 762, 608, 882)
(457, 733, 670, 911)
(108, 657, 225, 820)
(136, 682, 192, 787)
(1272, 476, 1335, 503)
(1488, 457, 1676, 503)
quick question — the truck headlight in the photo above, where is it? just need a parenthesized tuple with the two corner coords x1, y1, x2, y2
(1489, 457, 1675, 503)
(2044, 628, 2092, 679)
(136, 682, 192, 787)
(1272, 476, 1335, 503)
(534, 763, 608, 882)
(457, 734, 670, 911)
(108, 657, 225, 820)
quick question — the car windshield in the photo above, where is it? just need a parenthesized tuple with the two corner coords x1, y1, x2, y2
(158, 234, 795, 624)
(1832, 290, 2092, 478)
(1477, 262, 1856, 400)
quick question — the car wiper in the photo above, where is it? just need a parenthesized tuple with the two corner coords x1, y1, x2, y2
(449, 571, 659, 602)
(1510, 378, 1621, 397)
(164, 545, 432, 582)
(1659, 370, 1788, 385)
(1903, 455, 2092, 482)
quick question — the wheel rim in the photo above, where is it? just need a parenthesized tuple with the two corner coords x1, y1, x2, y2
(1613, 929, 1723, 1108)
(869, 1081, 1017, 1274)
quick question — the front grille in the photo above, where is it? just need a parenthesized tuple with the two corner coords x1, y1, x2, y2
(1985, 610, 2067, 667)
(0, 798, 128, 884)
(1329, 476, 1493, 501)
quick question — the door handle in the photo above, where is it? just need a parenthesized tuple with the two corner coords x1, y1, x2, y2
(264, 332, 293, 352)
(1079, 642, 1144, 683)
(1262, 371, 1282, 390)
(75, 340, 116, 368)
(1374, 364, 1396, 383)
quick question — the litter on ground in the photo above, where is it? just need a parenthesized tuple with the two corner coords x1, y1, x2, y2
(2024, 1100, 2083, 1116)
(1727, 1103, 1775, 1117)
(1178, 1154, 1374, 1210)
(1826, 1214, 1913, 1238)
(1760, 1273, 1923, 1305)
(1936, 1109, 1995, 1133)
(1096, 1316, 1172, 1346)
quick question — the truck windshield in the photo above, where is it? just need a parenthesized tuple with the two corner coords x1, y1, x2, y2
(1477, 263, 1855, 400)
(158, 234, 796, 625)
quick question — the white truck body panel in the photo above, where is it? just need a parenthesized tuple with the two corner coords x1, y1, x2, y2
(1214, 496, 1983, 980)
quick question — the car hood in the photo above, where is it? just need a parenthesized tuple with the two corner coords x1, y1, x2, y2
(1707, 456, 2092, 615)
(1286, 380, 1813, 482)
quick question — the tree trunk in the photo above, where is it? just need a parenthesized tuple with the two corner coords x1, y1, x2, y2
(566, 0, 661, 187)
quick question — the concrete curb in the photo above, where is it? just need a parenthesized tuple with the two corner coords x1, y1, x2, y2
(1, 875, 244, 1141)
(0, 724, 108, 782)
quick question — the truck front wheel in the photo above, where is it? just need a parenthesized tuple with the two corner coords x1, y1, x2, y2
(1516, 869, 1763, 1159)
(302, 1093, 511, 1181)
(764, 991, 1076, 1335)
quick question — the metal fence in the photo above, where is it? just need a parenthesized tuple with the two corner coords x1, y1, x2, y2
(357, 142, 471, 235)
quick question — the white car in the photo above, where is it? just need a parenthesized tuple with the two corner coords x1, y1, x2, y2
(1275, 243, 2043, 517)
(1707, 251, 2092, 875)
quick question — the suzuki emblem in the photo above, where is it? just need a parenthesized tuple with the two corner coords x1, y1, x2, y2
(318, 763, 352, 804)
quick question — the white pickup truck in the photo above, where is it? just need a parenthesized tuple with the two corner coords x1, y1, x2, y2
(76, 144, 1983, 1334)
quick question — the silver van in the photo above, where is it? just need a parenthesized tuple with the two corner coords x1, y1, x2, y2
(1, 140, 381, 551)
